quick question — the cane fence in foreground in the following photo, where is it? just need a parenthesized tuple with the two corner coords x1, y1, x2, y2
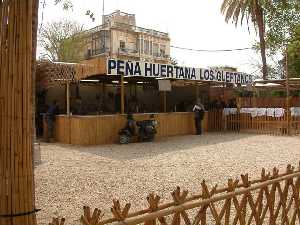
(50, 163, 300, 225)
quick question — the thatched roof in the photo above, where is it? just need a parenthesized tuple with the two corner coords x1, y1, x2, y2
(36, 60, 97, 89)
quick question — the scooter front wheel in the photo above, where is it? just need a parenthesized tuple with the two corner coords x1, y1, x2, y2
(119, 134, 130, 144)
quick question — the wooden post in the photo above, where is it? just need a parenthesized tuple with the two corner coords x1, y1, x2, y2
(195, 85, 199, 101)
(253, 86, 258, 108)
(286, 51, 291, 135)
(0, 1, 38, 225)
(102, 82, 105, 95)
(66, 81, 70, 115)
(164, 91, 167, 113)
(121, 74, 125, 114)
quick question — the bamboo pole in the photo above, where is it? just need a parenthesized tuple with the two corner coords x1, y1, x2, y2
(0, 1, 38, 225)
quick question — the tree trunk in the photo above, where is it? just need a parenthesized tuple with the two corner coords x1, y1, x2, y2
(255, 4, 268, 80)
(0, 1, 38, 225)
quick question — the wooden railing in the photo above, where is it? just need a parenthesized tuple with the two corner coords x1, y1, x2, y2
(207, 109, 300, 136)
(207, 110, 224, 132)
(291, 116, 300, 135)
(226, 113, 300, 136)
(50, 163, 300, 225)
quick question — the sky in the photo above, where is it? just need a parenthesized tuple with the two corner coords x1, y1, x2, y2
(38, 0, 262, 75)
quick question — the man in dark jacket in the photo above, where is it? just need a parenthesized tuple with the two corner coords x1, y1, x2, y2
(46, 100, 59, 140)
(193, 99, 205, 135)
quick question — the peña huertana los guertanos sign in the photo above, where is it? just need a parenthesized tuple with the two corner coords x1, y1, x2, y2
(107, 59, 253, 85)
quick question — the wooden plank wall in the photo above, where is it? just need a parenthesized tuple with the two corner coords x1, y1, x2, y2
(55, 112, 207, 145)
(80, 56, 107, 78)
(0, 1, 38, 225)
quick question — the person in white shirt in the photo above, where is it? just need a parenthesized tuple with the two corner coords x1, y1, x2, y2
(193, 99, 205, 135)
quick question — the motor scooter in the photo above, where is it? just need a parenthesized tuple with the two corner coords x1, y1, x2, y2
(118, 114, 157, 144)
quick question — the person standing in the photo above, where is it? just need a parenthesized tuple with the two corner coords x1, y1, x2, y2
(193, 99, 205, 135)
(46, 100, 59, 141)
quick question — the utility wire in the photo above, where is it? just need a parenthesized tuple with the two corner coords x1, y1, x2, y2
(171, 45, 253, 52)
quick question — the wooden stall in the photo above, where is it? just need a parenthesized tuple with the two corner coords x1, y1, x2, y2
(54, 112, 209, 145)
(37, 57, 258, 145)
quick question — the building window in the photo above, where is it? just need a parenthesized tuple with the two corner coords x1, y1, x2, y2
(153, 43, 159, 56)
(91, 33, 101, 55)
(144, 40, 149, 54)
(160, 45, 166, 57)
(120, 41, 126, 50)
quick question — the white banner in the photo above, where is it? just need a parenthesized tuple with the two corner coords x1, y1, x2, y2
(158, 80, 171, 91)
(107, 59, 253, 85)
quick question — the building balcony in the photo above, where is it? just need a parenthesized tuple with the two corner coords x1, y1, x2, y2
(85, 48, 109, 59)
(118, 48, 139, 57)
(111, 22, 169, 39)
(153, 53, 170, 60)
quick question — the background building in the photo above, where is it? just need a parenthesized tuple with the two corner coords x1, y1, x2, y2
(81, 10, 171, 64)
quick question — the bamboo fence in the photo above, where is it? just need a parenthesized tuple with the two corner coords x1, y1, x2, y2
(0, 1, 38, 225)
(48, 163, 300, 225)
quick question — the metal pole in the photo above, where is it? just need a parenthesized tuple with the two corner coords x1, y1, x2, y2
(102, 0, 105, 20)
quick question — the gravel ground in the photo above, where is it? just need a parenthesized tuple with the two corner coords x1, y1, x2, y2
(35, 133, 300, 225)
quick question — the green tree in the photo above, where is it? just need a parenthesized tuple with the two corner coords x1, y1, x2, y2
(39, 20, 86, 62)
(287, 25, 300, 78)
(221, 0, 271, 80)
(264, 0, 300, 54)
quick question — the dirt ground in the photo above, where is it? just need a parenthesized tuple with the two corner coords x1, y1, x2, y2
(34, 133, 300, 225)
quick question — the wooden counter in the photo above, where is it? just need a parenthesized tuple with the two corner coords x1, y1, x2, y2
(54, 112, 209, 145)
